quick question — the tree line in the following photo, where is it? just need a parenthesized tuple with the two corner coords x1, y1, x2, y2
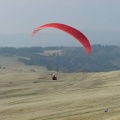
(0, 45, 120, 72)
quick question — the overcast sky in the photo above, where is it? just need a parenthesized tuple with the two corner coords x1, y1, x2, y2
(0, 0, 120, 47)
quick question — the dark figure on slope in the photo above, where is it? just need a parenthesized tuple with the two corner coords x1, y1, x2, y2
(51, 74, 57, 80)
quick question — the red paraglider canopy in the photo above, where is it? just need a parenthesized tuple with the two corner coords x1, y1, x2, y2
(32, 23, 91, 54)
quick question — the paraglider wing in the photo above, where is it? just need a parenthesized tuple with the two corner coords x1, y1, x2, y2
(32, 23, 91, 54)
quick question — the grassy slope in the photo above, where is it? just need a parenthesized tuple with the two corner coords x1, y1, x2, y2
(0, 56, 120, 120)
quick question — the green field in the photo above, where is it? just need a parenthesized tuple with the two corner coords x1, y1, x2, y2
(0, 56, 120, 120)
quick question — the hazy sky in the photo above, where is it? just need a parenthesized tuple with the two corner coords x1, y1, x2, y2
(0, 0, 120, 47)
(0, 0, 120, 34)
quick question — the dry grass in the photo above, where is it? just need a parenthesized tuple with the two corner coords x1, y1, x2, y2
(0, 56, 120, 120)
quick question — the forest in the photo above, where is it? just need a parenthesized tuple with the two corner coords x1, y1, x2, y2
(0, 45, 120, 72)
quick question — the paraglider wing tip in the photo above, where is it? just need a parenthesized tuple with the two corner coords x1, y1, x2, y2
(32, 30, 37, 37)
(86, 46, 91, 54)
(32, 31, 35, 37)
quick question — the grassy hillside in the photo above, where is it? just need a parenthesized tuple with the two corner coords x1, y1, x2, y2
(0, 56, 120, 120)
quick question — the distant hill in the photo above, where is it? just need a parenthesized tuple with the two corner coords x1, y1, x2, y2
(0, 30, 120, 47)
(0, 45, 120, 72)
